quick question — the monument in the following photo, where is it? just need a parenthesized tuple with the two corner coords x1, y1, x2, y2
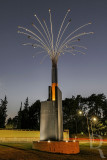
(40, 58, 63, 141)
(18, 8, 93, 154)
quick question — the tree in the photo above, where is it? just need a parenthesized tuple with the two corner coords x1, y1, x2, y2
(17, 102, 23, 129)
(102, 99, 107, 120)
(6, 116, 18, 129)
(28, 100, 40, 130)
(0, 96, 8, 128)
(16, 99, 40, 129)
(92, 120, 107, 136)
(21, 97, 29, 129)
(87, 94, 106, 118)
(6, 117, 13, 129)
(24, 97, 29, 109)
(62, 94, 107, 135)
(62, 95, 86, 134)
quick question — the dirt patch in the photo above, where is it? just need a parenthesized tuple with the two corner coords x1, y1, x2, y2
(0, 143, 106, 160)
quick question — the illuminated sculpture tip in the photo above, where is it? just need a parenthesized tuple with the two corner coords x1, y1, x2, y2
(49, 8, 51, 12)
(68, 9, 71, 12)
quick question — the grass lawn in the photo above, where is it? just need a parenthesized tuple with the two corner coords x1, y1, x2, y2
(0, 142, 107, 160)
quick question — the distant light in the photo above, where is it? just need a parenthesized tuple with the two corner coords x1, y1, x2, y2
(78, 111, 82, 115)
(66, 140, 68, 142)
(73, 140, 76, 142)
(81, 132, 84, 135)
(93, 117, 97, 121)
(38, 141, 40, 142)
(48, 140, 50, 143)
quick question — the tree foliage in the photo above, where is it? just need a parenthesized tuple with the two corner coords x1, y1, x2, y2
(62, 93, 107, 135)
(5, 93, 107, 136)
(6, 98, 40, 130)
(0, 96, 8, 128)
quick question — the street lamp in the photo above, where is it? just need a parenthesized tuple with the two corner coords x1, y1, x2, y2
(75, 110, 98, 140)
(78, 110, 83, 115)
(92, 117, 97, 122)
(77, 111, 98, 139)
(90, 117, 98, 139)
(75, 110, 83, 138)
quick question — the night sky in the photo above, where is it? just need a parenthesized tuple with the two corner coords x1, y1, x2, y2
(0, 0, 107, 118)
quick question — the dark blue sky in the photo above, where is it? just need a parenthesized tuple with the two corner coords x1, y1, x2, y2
(0, 0, 107, 117)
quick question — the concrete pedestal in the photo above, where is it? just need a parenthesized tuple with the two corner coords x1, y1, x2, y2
(32, 141, 80, 154)
(40, 87, 63, 141)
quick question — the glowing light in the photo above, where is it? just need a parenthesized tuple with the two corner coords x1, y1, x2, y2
(52, 83, 58, 101)
(78, 111, 82, 115)
(66, 140, 68, 142)
(81, 132, 84, 135)
(48, 140, 51, 143)
(73, 140, 76, 142)
(92, 117, 97, 122)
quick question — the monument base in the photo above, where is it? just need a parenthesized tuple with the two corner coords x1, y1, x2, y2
(32, 141, 80, 154)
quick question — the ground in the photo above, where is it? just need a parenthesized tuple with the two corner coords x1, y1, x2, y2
(0, 142, 107, 160)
